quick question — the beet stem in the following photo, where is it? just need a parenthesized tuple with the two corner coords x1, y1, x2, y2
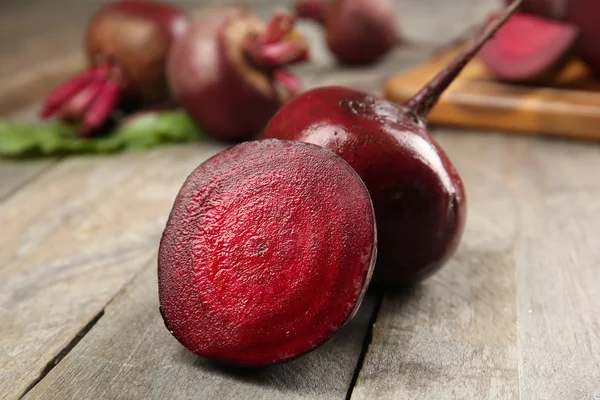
(40, 69, 98, 118)
(404, 0, 522, 118)
(59, 78, 107, 121)
(253, 42, 310, 69)
(259, 11, 296, 45)
(79, 80, 121, 137)
(243, 10, 309, 70)
(274, 69, 303, 96)
(295, 0, 328, 24)
(40, 64, 113, 119)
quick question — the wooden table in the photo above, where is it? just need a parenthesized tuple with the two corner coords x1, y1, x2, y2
(1, 1, 599, 399)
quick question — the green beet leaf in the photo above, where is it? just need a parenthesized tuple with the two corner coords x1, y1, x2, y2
(0, 111, 204, 158)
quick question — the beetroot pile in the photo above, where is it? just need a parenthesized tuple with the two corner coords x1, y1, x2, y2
(36, 0, 540, 367)
(480, 0, 600, 83)
(41, 1, 308, 140)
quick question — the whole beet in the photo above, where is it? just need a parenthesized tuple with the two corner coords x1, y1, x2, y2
(265, 87, 466, 286)
(41, 0, 189, 136)
(295, 0, 399, 65)
(264, 0, 522, 286)
(167, 10, 309, 141)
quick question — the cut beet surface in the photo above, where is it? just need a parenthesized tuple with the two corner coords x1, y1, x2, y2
(158, 139, 377, 366)
(479, 12, 578, 83)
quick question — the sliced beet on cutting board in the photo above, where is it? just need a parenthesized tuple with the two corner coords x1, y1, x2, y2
(385, 47, 600, 141)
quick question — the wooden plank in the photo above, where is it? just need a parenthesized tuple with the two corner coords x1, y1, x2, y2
(351, 131, 524, 399)
(0, 159, 53, 201)
(24, 265, 378, 400)
(513, 139, 600, 399)
(0, 143, 226, 399)
(0, 53, 85, 116)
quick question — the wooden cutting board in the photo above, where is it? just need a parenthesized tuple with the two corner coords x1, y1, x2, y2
(385, 48, 600, 141)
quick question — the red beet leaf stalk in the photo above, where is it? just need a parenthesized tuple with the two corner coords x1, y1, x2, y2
(40, 0, 189, 137)
(242, 11, 309, 74)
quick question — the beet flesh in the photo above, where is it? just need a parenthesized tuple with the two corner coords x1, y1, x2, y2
(158, 139, 377, 366)
(263, 87, 465, 286)
(167, 11, 309, 142)
(296, 0, 399, 65)
(479, 13, 578, 83)
(41, 0, 189, 136)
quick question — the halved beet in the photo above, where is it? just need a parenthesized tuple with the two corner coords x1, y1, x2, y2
(158, 139, 377, 366)
(479, 13, 578, 83)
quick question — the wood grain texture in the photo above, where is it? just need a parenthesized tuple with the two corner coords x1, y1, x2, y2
(24, 266, 378, 400)
(0, 144, 226, 399)
(4, 0, 599, 399)
(513, 139, 600, 399)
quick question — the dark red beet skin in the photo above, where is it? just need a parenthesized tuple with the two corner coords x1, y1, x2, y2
(263, 87, 466, 286)
(167, 11, 309, 142)
(158, 140, 376, 366)
(41, 0, 189, 136)
(264, 0, 522, 286)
